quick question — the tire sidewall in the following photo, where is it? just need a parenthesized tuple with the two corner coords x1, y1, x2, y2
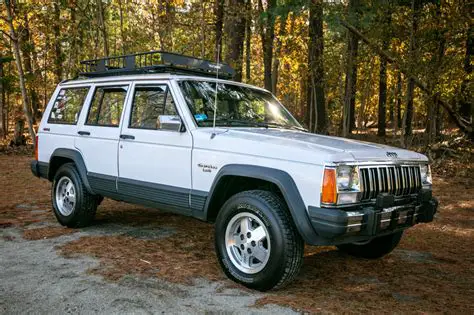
(51, 164, 85, 226)
(215, 193, 289, 290)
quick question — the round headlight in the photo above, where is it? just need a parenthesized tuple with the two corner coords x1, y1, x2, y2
(336, 166, 351, 190)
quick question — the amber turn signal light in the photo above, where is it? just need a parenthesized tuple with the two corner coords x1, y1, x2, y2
(321, 168, 337, 204)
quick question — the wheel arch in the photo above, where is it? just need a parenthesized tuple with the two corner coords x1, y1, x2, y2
(204, 164, 317, 243)
(49, 148, 94, 193)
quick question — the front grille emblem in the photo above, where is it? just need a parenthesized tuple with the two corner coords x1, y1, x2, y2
(386, 152, 398, 158)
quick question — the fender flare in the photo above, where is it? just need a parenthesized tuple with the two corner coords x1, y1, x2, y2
(49, 148, 94, 194)
(204, 164, 318, 243)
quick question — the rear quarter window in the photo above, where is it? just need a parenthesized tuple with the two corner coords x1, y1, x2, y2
(48, 87, 90, 124)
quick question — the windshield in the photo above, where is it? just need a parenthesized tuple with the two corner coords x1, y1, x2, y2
(178, 80, 304, 130)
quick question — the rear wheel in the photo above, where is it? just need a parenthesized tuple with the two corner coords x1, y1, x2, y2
(215, 190, 304, 291)
(52, 163, 99, 228)
(337, 231, 403, 259)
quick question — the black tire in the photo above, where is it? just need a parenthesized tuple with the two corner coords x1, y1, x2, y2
(51, 163, 98, 228)
(337, 231, 403, 259)
(214, 190, 304, 291)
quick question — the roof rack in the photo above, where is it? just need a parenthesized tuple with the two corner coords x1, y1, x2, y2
(79, 51, 235, 79)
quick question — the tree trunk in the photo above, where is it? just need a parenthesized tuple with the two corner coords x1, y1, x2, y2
(405, 0, 421, 140)
(307, 0, 327, 134)
(389, 81, 395, 128)
(200, 2, 207, 58)
(53, 1, 63, 83)
(378, 56, 388, 137)
(258, 0, 276, 92)
(5, 0, 36, 147)
(358, 56, 375, 131)
(245, 0, 252, 81)
(426, 1, 446, 144)
(224, 0, 246, 82)
(0, 61, 5, 138)
(19, 13, 40, 122)
(342, 0, 359, 136)
(459, 22, 473, 125)
(13, 119, 25, 146)
(97, 0, 109, 56)
(394, 71, 402, 132)
(377, 7, 391, 137)
(215, 0, 224, 61)
(118, 0, 127, 54)
(271, 13, 288, 94)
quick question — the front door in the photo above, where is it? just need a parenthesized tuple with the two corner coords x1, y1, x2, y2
(75, 84, 130, 195)
(117, 82, 193, 213)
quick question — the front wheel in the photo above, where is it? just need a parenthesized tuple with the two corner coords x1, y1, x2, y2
(337, 231, 403, 259)
(215, 190, 304, 291)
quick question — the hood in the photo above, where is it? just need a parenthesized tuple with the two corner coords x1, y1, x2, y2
(193, 128, 427, 164)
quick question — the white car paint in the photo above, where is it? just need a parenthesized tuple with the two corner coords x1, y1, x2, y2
(38, 74, 429, 210)
(118, 81, 193, 189)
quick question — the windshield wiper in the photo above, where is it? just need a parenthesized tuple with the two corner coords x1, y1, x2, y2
(263, 122, 307, 132)
(203, 118, 306, 132)
(213, 119, 268, 128)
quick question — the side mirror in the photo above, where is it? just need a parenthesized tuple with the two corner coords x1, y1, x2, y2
(158, 115, 184, 132)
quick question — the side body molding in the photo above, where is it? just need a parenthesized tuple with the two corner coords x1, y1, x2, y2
(203, 164, 318, 243)
(49, 148, 94, 193)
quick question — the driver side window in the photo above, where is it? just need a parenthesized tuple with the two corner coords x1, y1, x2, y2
(130, 85, 179, 130)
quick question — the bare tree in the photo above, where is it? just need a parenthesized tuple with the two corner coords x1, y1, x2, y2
(53, 1, 63, 83)
(96, 0, 109, 56)
(0, 57, 8, 138)
(244, 0, 252, 81)
(118, 0, 127, 54)
(215, 0, 224, 61)
(459, 11, 473, 129)
(271, 12, 288, 94)
(224, 0, 246, 82)
(307, 0, 327, 134)
(404, 0, 421, 141)
(377, 5, 392, 137)
(342, 0, 360, 137)
(4, 0, 36, 147)
(258, 0, 276, 92)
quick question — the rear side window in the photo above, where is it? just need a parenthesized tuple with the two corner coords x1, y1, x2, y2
(48, 87, 89, 124)
(130, 85, 178, 129)
(86, 86, 128, 127)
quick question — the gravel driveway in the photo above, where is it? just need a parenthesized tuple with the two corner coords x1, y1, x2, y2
(0, 227, 296, 314)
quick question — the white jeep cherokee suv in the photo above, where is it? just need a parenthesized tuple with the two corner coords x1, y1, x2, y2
(31, 52, 438, 291)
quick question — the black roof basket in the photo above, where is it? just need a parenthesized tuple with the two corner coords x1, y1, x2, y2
(79, 51, 235, 79)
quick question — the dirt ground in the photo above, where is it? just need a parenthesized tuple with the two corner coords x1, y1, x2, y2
(1, 154, 473, 314)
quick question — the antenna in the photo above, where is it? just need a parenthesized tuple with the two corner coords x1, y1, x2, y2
(212, 45, 220, 134)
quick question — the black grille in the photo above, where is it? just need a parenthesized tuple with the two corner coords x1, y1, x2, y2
(359, 165, 421, 201)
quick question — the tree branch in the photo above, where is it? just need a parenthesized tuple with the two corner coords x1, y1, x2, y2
(339, 18, 473, 135)
(0, 30, 14, 41)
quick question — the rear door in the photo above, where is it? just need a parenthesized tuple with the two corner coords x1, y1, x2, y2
(75, 83, 130, 195)
(117, 81, 193, 213)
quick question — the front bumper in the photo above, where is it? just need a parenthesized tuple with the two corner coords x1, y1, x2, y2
(307, 189, 438, 245)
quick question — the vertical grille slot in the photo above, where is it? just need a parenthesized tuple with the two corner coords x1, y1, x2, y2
(360, 165, 421, 201)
